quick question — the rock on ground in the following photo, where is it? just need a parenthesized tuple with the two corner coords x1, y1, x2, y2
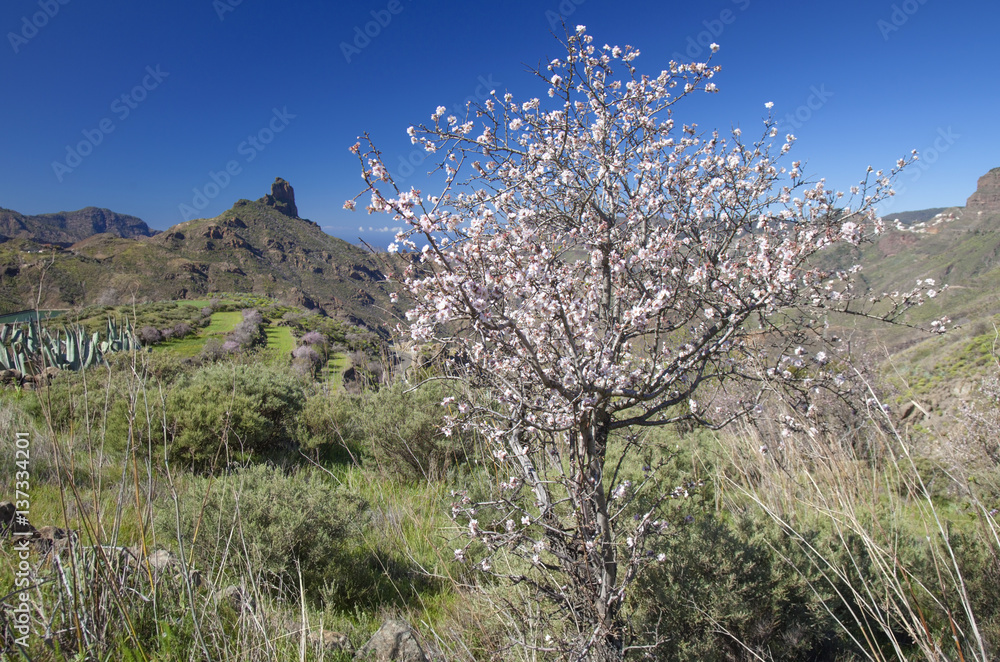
(354, 619, 428, 661)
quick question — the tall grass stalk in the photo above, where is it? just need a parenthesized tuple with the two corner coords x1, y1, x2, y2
(718, 377, 996, 661)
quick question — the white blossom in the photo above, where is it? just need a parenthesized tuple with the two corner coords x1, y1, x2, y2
(350, 28, 920, 643)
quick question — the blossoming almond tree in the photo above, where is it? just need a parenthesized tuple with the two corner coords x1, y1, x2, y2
(348, 27, 939, 660)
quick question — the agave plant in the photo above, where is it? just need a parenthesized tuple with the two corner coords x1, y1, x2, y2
(100, 317, 140, 354)
(0, 317, 139, 374)
(0, 340, 28, 374)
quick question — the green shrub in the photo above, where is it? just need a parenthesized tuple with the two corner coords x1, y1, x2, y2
(353, 381, 474, 481)
(633, 511, 847, 661)
(161, 464, 366, 606)
(102, 392, 167, 457)
(141, 348, 193, 384)
(637, 501, 1000, 661)
(165, 362, 306, 470)
(948, 527, 1000, 657)
(295, 390, 361, 464)
(21, 370, 94, 433)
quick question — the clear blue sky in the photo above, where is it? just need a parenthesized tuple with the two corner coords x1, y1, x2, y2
(3, 0, 998, 247)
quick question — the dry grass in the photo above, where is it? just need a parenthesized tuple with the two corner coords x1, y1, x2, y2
(716, 377, 999, 662)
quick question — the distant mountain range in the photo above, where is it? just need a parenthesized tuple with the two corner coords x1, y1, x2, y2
(0, 206, 157, 246)
(0, 178, 406, 332)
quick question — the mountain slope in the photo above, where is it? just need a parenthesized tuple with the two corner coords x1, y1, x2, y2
(802, 170, 1000, 427)
(825, 176, 1000, 330)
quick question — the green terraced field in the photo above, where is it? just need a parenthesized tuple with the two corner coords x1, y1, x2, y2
(154, 311, 243, 357)
(202, 311, 243, 335)
(326, 352, 350, 390)
(265, 325, 295, 354)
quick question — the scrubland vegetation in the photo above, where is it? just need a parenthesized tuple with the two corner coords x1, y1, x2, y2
(0, 311, 997, 661)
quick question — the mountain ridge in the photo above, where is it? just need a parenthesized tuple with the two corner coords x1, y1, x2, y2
(0, 206, 157, 246)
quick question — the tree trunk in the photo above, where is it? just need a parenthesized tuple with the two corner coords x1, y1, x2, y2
(580, 408, 623, 661)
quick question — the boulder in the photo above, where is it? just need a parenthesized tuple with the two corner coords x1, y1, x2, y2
(355, 619, 428, 661)
(0, 501, 35, 537)
(25, 367, 60, 387)
(309, 629, 350, 652)
(133, 549, 204, 588)
(0, 369, 22, 385)
(215, 584, 256, 614)
(31, 525, 74, 554)
(146, 549, 180, 573)
(278, 615, 351, 652)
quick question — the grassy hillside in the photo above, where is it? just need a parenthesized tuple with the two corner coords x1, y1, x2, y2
(809, 208, 1000, 417)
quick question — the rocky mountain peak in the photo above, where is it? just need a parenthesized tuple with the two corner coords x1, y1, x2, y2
(258, 177, 298, 218)
(965, 167, 1000, 212)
